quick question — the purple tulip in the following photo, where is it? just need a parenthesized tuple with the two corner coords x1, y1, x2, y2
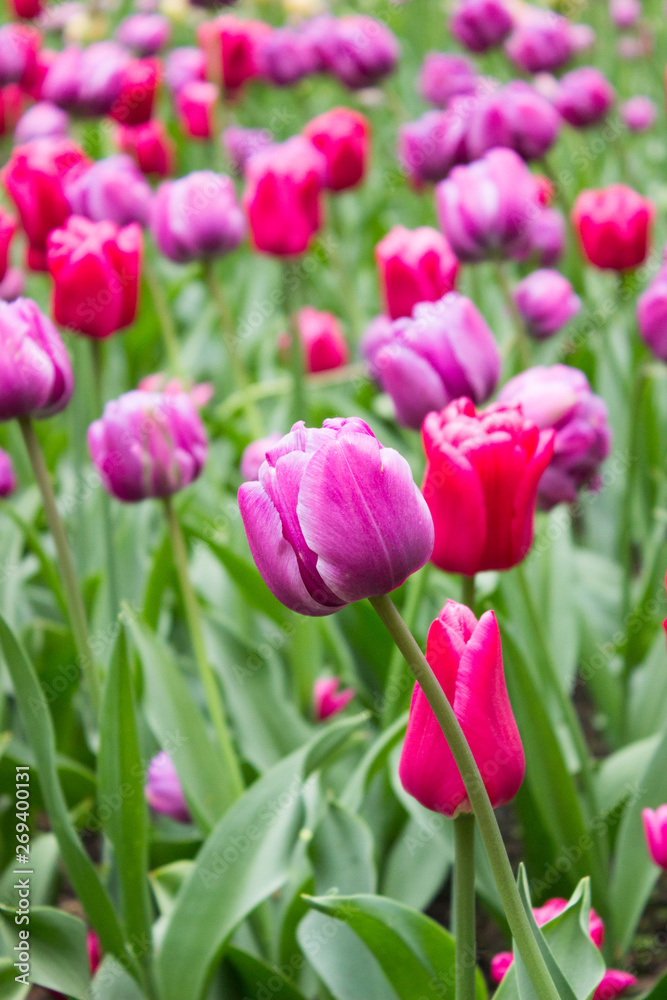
(258, 27, 317, 87)
(449, 0, 513, 52)
(240, 433, 282, 482)
(554, 68, 615, 128)
(637, 257, 667, 362)
(397, 106, 468, 186)
(222, 125, 273, 176)
(0, 448, 17, 498)
(505, 10, 576, 73)
(164, 47, 206, 96)
(318, 15, 400, 90)
(0, 298, 74, 421)
(14, 102, 69, 143)
(361, 292, 501, 430)
(0, 24, 38, 86)
(150, 171, 245, 263)
(514, 269, 581, 340)
(418, 52, 477, 107)
(622, 95, 656, 132)
(88, 390, 207, 503)
(116, 13, 171, 56)
(238, 418, 434, 616)
(466, 80, 560, 161)
(43, 42, 129, 116)
(313, 677, 354, 720)
(499, 365, 611, 509)
(41, 47, 83, 110)
(65, 155, 153, 227)
(610, 0, 641, 28)
(435, 147, 542, 263)
(145, 752, 190, 823)
(524, 207, 566, 266)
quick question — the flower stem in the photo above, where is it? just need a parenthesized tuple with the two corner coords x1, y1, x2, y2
(454, 813, 477, 1000)
(369, 593, 560, 1000)
(283, 261, 306, 426)
(381, 564, 430, 728)
(90, 341, 120, 623)
(18, 416, 100, 714)
(143, 257, 182, 376)
(461, 574, 476, 612)
(163, 496, 244, 806)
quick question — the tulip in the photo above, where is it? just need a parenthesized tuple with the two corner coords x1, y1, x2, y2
(0, 268, 24, 302)
(2, 137, 90, 271)
(222, 125, 273, 176)
(88, 389, 207, 502)
(622, 95, 656, 132)
(525, 207, 566, 267)
(418, 52, 477, 107)
(40, 46, 84, 110)
(397, 107, 468, 187)
(362, 292, 500, 430)
(47, 216, 142, 339)
(435, 147, 542, 263)
(258, 27, 317, 87)
(505, 10, 576, 73)
(110, 56, 160, 126)
(197, 16, 271, 93)
(513, 269, 581, 340)
(643, 805, 667, 868)
(243, 137, 325, 257)
(572, 184, 654, 270)
(0, 449, 17, 498)
(0, 208, 16, 283)
(303, 107, 370, 192)
(499, 366, 611, 510)
(610, 0, 641, 28)
(593, 972, 638, 1000)
(554, 68, 615, 128)
(240, 432, 282, 482)
(375, 225, 459, 320)
(55, 42, 129, 117)
(65, 154, 153, 228)
(87, 932, 101, 975)
(318, 15, 399, 90)
(238, 418, 434, 616)
(22, 45, 56, 102)
(0, 24, 39, 86)
(116, 13, 171, 56)
(313, 677, 354, 720)
(14, 101, 69, 143)
(116, 120, 175, 178)
(175, 80, 218, 140)
(422, 398, 554, 574)
(145, 751, 190, 822)
(449, 0, 513, 52)
(163, 46, 206, 97)
(281, 307, 350, 374)
(638, 256, 667, 362)
(0, 297, 74, 421)
(9, 0, 44, 19)
(399, 600, 524, 815)
(151, 171, 245, 264)
(466, 80, 560, 161)
(0, 85, 24, 137)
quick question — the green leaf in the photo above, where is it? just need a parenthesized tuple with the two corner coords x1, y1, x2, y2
(92, 956, 146, 1000)
(0, 957, 28, 999)
(149, 860, 194, 917)
(308, 801, 377, 895)
(0, 615, 131, 973)
(98, 630, 153, 971)
(0, 905, 90, 1000)
(222, 946, 309, 1000)
(595, 735, 660, 817)
(341, 714, 407, 813)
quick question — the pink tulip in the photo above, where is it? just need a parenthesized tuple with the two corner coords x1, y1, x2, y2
(643, 805, 667, 868)
(303, 107, 370, 192)
(176, 80, 218, 140)
(282, 307, 349, 374)
(313, 677, 354, 720)
(375, 225, 459, 320)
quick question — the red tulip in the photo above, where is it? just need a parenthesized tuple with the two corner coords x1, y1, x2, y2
(281, 306, 350, 373)
(110, 57, 160, 126)
(176, 80, 218, 140)
(9, 0, 44, 18)
(303, 107, 370, 192)
(116, 120, 175, 178)
(197, 15, 271, 93)
(0, 84, 23, 136)
(572, 184, 654, 270)
(375, 225, 459, 320)
(0, 207, 16, 282)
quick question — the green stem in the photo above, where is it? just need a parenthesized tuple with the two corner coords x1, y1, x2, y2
(620, 366, 645, 624)
(216, 363, 366, 423)
(90, 341, 120, 623)
(283, 262, 306, 426)
(18, 417, 100, 714)
(494, 261, 530, 370)
(461, 574, 476, 612)
(369, 594, 560, 1000)
(163, 497, 244, 804)
(381, 565, 430, 727)
(143, 257, 181, 376)
(454, 813, 477, 1000)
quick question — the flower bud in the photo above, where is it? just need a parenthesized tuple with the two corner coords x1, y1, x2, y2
(175, 80, 218, 140)
(197, 15, 271, 92)
(313, 677, 354, 720)
(505, 10, 577, 73)
(116, 119, 175, 178)
(14, 101, 69, 143)
(318, 15, 399, 90)
(397, 107, 468, 187)
(0, 85, 23, 138)
(0, 24, 40, 86)
(0, 449, 17, 498)
(449, 0, 513, 52)
(257, 27, 317, 86)
(610, 0, 641, 29)
(572, 184, 654, 270)
(418, 52, 477, 107)
(637, 256, 667, 362)
(145, 751, 190, 822)
(466, 80, 560, 161)
(513, 269, 581, 340)
(622, 95, 655, 132)
(554, 67, 615, 128)
(0, 297, 74, 420)
(116, 13, 171, 56)
(303, 107, 370, 192)
(240, 432, 282, 482)
(525, 207, 566, 266)
(281, 306, 349, 374)
(110, 56, 160, 126)
(375, 225, 459, 319)
(163, 46, 206, 96)
(0, 207, 16, 283)
(65, 154, 153, 227)
(151, 170, 245, 263)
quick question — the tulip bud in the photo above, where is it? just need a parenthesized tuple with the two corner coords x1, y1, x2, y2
(87, 931, 101, 975)
(0, 448, 17, 498)
(397, 107, 468, 187)
(554, 68, 615, 128)
(303, 107, 370, 192)
(466, 80, 560, 161)
(422, 398, 554, 574)
(116, 120, 175, 178)
(145, 751, 190, 822)
(643, 805, 667, 868)
(222, 125, 273, 176)
(257, 27, 317, 86)
(637, 257, 667, 362)
(197, 15, 271, 93)
(0, 24, 40, 86)
(0, 297, 74, 421)
(151, 171, 245, 263)
(14, 101, 69, 143)
(88, 389, 207, 502)
(505, 10, 577, 73)
(399, 601, 524, 816)
(116, 13, 171, 56)
(0, 85, 24, 137)
(47, 216, 142, 339)
(65, 154, 153, 228)
(110, 56, 160, 126)
(175, 80, 218, 140)
(362, 292, 500, 430)
(513, 269, 581, 340)
(0, 207, 16, 283)
(375, 225, 459, 320)
(238, 418, 434, 616)
(0, 267, 24, 302)
(610, 0, 641, 28)
(622, 95, 655, 132)
(449, 0, 513, 52)
(281, 307, 349, 374)
(499, 365, 611, 510)
(593, 971, 638, 1000)
(243, 137, 325, 257)
(318, 15, 399, 90)
(240, 432, 282, 482)
(572, 184, 654, 270)
(525, 207, 566, 266)
(9, 0, 44, 19)
(45, 42, 129, 117)
(163, 46, 206, 97)
(313, 677, 354, 720)
(418, 52, 477, 107)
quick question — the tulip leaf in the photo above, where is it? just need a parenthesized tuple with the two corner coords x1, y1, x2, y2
(0, 904, 90, 1000)
(341, 713, 408, 812)
(92, 956, 146, 1000)
(221, 946, 309, 1000)
(0, 957, 28, 1000)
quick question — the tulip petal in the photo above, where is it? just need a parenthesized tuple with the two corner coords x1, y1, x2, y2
(422, 441, 486, 575)
(376, 343, 448, 430)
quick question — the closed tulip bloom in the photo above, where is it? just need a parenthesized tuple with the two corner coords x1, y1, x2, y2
(110, 57, 160, 126)
(319, 15, 399, 90)
(313, 677, 354, 720)
(176, 80, 218, 140)
(151, 171, 245, 263)
(223, 125, 273, 176)
(362, 292, 500, 430)
(116, 13, 171, 56)
(163, 46, 206, 97)
(423, 398, 554, 574)
(525, 206, 565, 266)
(0, 25, 39, 86)
(9, 0, 44, 19)
(450, 0, 513, 52)
(466, 80, 560, 161)
(88, 389, 207, 502)
(0, 298, 74, 420)
(145, 751, 190, 823)
(643, 805, 667, 869)
(41, 47, 84, 110)
(48, 216, 142, 339)
(505, 10, 576, 73)
(258, 27, 317, 87)
(637, 258, 667, 362)
(240, 432, 282, 482)
(592, 971, 638, 1000)
(87, 931, 101, 975)
(197, 16, 271, 93)
(76, 42, 131, 116)
(0, 268, 24, 302)
(572, 184, 654, 270)
(14, 102, 69, 143)
(0, 208, 16, 283)
(513, 269, 581, 340)
(0, 85, 23, 138)
(0, 449, 17, 498)
(554, 68, 615, 128)
(2, 137, 90, 271)
(116, 120, 175, 178)
(399, 601, 524, 816)
(376, 225, 459, 320)
(397, 107, 468, 187)
(239, 418, 434, 616)
(243, 137, 325, 257)
(303, 107, 370, 193)
(418, 52, 477, 107)
(281, 307, 349, 374)
(435, 148, 542, 263)
(610, 0, 641, 28)
(499, 365, 611, 510)
(622, 95, 656, 132)
(65, 154, 153, 227)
